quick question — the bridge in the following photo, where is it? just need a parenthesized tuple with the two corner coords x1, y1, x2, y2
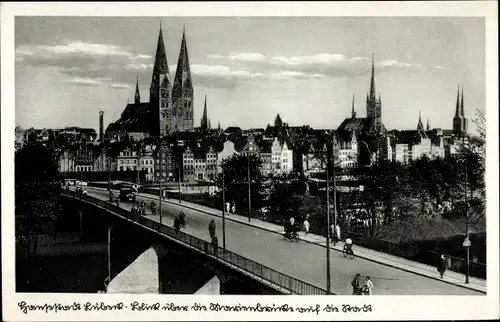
(61, 187, 485, 295)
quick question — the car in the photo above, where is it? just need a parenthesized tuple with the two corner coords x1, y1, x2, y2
(119, 187, 136, 201)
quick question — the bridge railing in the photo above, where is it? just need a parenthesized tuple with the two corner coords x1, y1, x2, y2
(63, 190, 328, 295)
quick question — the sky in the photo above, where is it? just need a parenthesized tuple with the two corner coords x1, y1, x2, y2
(15, 17, 485, 132)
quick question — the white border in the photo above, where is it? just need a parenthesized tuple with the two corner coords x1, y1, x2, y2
(2, 2, 499, 321)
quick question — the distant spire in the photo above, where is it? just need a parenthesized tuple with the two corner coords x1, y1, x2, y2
(218, 122, 221, 132)
(208, 119, 212, 130)
(150, 23, 169, 102)
(369, 54, 376, 102)
(460, 85, 465, 117)
(201, 95, 208, 132)
(454, 85, 460, 118)
(426, 119, 431, 131)
(351, 94, 356, 118)
(417, 111, 424, 131)
(134, 75, 140, 104)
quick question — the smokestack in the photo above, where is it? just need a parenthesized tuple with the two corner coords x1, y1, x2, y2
(99, 111, 104, 143)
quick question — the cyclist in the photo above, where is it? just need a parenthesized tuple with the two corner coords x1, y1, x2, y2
(150, 201, 156, 215)
(344, 238, 353, 252)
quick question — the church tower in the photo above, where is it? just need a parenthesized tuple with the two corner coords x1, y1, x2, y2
(453, 85, 468, 135)
(135, 75, 141, 104)
(351, 94, 357, 118)
(366, 54, 383, 134)
(150, 23, 170, 136)
(159, 71, 173, 136)
(172, 26, 194, 132)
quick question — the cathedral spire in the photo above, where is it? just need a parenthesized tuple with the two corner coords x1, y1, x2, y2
(201, 95, 208, 132)
(460, 85, 465, 117)
(351, 94, 356, 118)
(135, 75, 140, 104)
(454, 85, 460, 118)
(150, 23, 169, 102)
(369, 54, 376, 102)
(426, 119, 431, 131)
(173, 26, 193, 93)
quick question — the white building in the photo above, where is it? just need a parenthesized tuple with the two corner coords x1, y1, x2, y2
(117, 148, 138, 171)
(334, 133, 358, 169)
(394, 143, 410, 164)
(271, 137, 293, 175)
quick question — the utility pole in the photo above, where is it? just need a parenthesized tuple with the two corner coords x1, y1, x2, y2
(178, 151, 182, 204)
(136, 144, 141, 187)
(332, 146, 337, 247)
(247, 152, 252, 222)
(222, 164, 226, 249)
(326, 151, 331, 294)
(463, 134, 470, 284)
(159, 147, 163, 225)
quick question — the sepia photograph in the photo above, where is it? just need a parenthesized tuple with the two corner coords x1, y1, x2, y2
(2, 2, 499, 321)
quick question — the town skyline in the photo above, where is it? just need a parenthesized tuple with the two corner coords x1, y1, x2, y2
(15, 17, 485, 133)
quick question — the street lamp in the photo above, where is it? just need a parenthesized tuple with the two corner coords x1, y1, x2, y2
(326, 157, 331, 295)
(247, 146, 254, 222)
(462, 134, 470, 284)
(221, 162, 226, 249)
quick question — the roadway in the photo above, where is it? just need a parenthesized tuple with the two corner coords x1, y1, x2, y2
(82, 187, 481, 295)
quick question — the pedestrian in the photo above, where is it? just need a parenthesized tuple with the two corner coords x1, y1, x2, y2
(351, 273, 361, 295)
(335, 224, 341, 243)
(330, 223, 335, 242)
(437, 254, 447, 279)
(209, 219, 216, 238)
(303, 218, 310, 235)
(225, 202, 230, 214)
(363, 276, 374, 295)
(290, 216, 295, 226)
(231, 202, 236, 214)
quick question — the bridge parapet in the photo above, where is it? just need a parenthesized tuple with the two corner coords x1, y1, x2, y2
(61, 190, 329, 295)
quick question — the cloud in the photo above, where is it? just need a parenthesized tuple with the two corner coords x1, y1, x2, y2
(435, 65, 446, 69)
(16, 41, 152, 86)
(65, 77, 111, 87)
(207, 52, 423, 77)
(188, 64, 264, 89)
(269, 71, 324, 80)
(110, 83, 131, 89)
(207, 52, 266, 62)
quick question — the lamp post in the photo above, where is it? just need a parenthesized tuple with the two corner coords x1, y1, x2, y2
(178, 151, 182, 204)
(463, 134, 470, 284)
(159, 147, 163, 225)
(326, 158, 331, 295)
(247, 147, 254, 222)
(221, 163, 226, 249)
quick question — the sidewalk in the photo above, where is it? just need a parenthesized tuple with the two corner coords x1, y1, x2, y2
(90, 186, 487, 294)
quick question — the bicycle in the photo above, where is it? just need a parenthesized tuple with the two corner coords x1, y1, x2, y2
(343, 245, 355, 259)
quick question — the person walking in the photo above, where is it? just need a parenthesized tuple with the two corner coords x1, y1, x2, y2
(437, 254, 447, 279)
(225, 202, 231, 214)
(290, 216, 295, 226)
(231, 202, 236, 214)
(363, 276, 374, 295)
(330, 223, 335, 242)
(303, 218, 310, 236)
(351, 273, 361, 295)
(335, 224, 341, 243)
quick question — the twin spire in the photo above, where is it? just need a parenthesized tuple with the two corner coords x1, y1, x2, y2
(149, 22, 192, 102)
(201, 95, 209, 132)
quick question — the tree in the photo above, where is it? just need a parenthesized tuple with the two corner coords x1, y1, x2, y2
(15, 143, 62, 263)
(215, 154, 264, 215)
